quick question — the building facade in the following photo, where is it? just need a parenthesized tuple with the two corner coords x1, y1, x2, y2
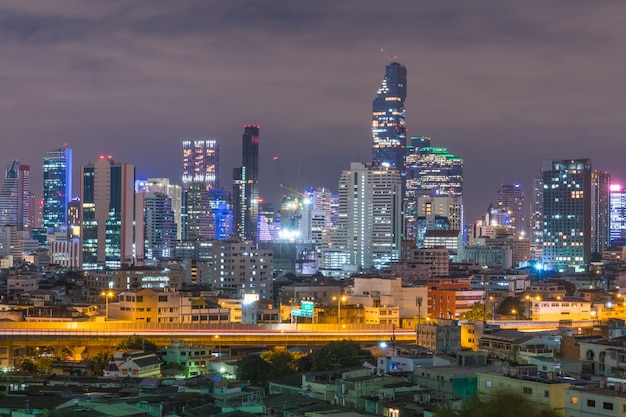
(541, 159, 592, 271)
(80, 156, 140, 269)
(338, 162, 402, 270)
(372, 61, 407, 172)
(233, 125, 260, 243)
(0, 161, 30, 231)
(42, 147, 72, 232)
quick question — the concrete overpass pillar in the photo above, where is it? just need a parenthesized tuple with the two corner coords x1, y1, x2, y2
(69, 346, 86, 361)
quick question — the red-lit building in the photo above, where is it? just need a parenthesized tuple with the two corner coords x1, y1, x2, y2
(427, 276, 484, 319)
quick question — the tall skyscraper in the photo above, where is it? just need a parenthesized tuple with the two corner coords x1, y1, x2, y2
(495, 184, 525, 237)
(0, 160, 30, 231)
(337, 162, 402, 270)
(182, 140, 219, 240)
(541, 159, 592, 271)
(416, 195, 463, 248)
(81, 156, 139, 270)
(372, 62, 407, 171)
(530, 175, 544, 247)
(610, 183, 626, 246)
(42, 147, 72, 231)
(143, 178, 182, 240)
(591, 170, 611, 254)
(182, 140, 219, 188)
(405, 137, 464, 241)
(143, 192, 177, 261)
(233, 125, 260, 243)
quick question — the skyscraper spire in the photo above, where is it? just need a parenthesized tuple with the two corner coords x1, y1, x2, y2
(372, 61, 407, 172)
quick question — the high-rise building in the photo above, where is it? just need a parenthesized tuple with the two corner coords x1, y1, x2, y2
(541, 159, 592, 271)
(337, 162, 403, 270)
(416, 194, 463, 248)
(372, 62, 407, 171)
(0, 161, 30, 231)
(142, 178, 183, 241)
(495, 183, 525, 237)
(405, 137, 464, 241)
(81, 156, 140, 270)
(233, 125, 260, 243)
(182, 140, 219, 189)
(610, 183, 626, 246)
(182, 140, 218, 241)
(42, 147, 72, 231)
(143, 192, 177, 261)
(591, 170, 611, 254)
(530, 175, 544, 245)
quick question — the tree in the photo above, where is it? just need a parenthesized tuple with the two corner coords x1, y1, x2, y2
(459, 302, 491, 322)
(117, 335, 157, 352)
(261, 349, 302, 376)
(311, 340, 372, 372)
(236, 354, 276, 387)
(89, 351, 113, 375)
(20, 359, 37, 372)
(35, 357, 53, 373)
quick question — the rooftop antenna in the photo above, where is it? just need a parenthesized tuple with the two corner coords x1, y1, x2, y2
(380, 48, 398, 62)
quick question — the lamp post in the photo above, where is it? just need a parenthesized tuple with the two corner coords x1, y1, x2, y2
(525, 295, 531, 320)
(101, 290, 114, 321)
(511, 309, 518, 320)
(333, 295, 347, 324)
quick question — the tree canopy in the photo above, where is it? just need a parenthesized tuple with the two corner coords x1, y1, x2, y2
(117, 335, 157, 352)
(311, 340, 372, 372)
(459, 302, 491, 322)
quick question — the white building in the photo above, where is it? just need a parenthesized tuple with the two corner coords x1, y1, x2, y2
(210, 238, 273, 299)
(349, 276, 428, 319)
(337, 162, 402, 270)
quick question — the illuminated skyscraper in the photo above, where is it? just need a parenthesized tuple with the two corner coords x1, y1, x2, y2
(182, 140, 218, 240)
(591, 170, 610, 253)
(337, 162, 402, 270)
(610, 184, 626, 246)
(143, 178, 182, 240)
(233, 125, 260, 243)
(530, 175, 544, 246)
(541, 159, 592, 271)
(143, 192, 176, 261)
(405, 137, 463, 241)
(372, 62, 407, 171)
(495, 184, 525, 237)
(42, 147, 72, 231)
(0, 160, 30, 231)
(81, 156, 139, 270)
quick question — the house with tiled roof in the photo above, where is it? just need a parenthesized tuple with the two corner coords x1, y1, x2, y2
(103, 350, 161, 378)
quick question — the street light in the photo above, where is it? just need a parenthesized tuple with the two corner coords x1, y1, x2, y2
(101, 290, 114, 321)
(333, 295, 347, 324)
(511, 309, 518, 320)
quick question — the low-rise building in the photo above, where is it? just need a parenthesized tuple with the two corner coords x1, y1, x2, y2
(104, 350, 161, 378)
(566, 383, 626, 417)
(477, 367, 572, 416)
(160, 340, 213, 376)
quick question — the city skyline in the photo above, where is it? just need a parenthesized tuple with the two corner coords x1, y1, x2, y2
(1, 2, 626, 223)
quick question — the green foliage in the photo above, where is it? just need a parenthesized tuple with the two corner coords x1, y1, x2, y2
(311, 340, 372, 372)
(89, 351, 113, 375)
(434, 392, 561, 417)
(35, 357, 53, 373)
(459, 302, 491, 322)
(20, 359, 37, 372)
(117, 335, 157, 352)
(236, 354, 276, 387)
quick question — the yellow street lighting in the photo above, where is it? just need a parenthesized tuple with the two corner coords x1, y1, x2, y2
(101, 290, 115, 321)
(332, 295, 347, 324)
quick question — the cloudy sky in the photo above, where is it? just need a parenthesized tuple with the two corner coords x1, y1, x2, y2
(2, 1, 626, 223)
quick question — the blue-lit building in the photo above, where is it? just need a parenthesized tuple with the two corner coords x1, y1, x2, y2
(42, 147, 72, 231)
(372, 62, 407, 171)
(143, 192, 177, 261)
(610, 183, 626, 246)
(405, 137, 464, 241)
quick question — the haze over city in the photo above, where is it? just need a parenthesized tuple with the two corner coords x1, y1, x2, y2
(2, 1, 626, 222)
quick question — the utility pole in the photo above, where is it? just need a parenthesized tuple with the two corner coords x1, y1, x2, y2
(416, 296, 423, 346)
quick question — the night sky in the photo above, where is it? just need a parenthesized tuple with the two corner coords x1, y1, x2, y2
(2, 1, 626, 223)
